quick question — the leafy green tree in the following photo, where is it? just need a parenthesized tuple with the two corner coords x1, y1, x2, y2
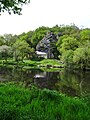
(61, 37, 78, 52)
(13, 39, 35, 61)
(0, 0, 30, 15)
(61, 50, 74, 68)
(50, 25, 62, 35)
(80, 29, 90, 40)
(0, 36, 5, 45)
(73, 45, 90, 69)
(0, 45, 11, 62)
(50, 24, 80, 36)
(80, 29, 90, 46)
(18, 31, 34, 47)
(57, 36, 78, 54)
(3, 34, 18, 46)
(56, 24, 79, 36)
(13, 40, 27, 61)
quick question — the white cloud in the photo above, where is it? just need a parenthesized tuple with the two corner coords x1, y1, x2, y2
(0, 0, 90, 35)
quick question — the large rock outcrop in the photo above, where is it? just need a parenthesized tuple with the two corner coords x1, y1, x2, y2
(36, 32, 58, 58)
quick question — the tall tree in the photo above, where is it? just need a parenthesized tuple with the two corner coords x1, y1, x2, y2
(57, 35, 78, 54)
(0, 45, 11, 62)
(73, 44, 90, 69)
(12, 39, 35, 61)
(3, 34, 18, 46)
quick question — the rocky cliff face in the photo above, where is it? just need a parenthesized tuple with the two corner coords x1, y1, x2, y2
(36, 32, 58, 58)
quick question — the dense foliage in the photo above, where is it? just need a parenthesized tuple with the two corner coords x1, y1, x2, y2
(0, 24, 90, 70)
(0, 0, 30, 15)
(0, 83, 90, 120)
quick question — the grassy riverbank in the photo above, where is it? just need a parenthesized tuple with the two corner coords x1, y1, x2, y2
(0, 82, 90, 120)
(0, 59, 64, 68)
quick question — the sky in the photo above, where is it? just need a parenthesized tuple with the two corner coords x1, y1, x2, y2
(0, 0, 90, 35)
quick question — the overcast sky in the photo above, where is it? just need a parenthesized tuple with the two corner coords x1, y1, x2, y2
(0, 0, 90, 35)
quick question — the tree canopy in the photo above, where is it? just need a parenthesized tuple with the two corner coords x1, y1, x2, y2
(0, 0, 30, 15)
(0, 25, 90, 70)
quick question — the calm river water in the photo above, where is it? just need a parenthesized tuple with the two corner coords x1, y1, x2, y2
(0, 66, 90, 97)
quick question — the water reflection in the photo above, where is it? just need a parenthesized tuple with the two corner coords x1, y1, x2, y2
(55, 70, 90, 96)
(0, 66, 90, 96)
(34, 72, 59, 89)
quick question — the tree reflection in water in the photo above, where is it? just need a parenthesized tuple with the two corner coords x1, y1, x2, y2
(0, 66, 90, 97)
(34, 72, 59, 89)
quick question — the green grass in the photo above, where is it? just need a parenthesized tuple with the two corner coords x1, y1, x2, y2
(38, 59, 63, 67)
(39, 59, 60, 65)
(0, 59, 63, 68)
(0, 82, 90, 120)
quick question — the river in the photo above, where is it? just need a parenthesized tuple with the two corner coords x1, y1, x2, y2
(0, 66, 90, 97)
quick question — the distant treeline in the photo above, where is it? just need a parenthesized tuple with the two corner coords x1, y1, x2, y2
(0, 24, 90, 70)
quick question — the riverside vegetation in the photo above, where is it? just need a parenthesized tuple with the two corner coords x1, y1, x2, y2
(0, 59, 63, 69)
(0, 25, 90, 120)
(0, 24, 90, 70)
(0, 1, 90, 119)
(0, 82, 90, 120)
